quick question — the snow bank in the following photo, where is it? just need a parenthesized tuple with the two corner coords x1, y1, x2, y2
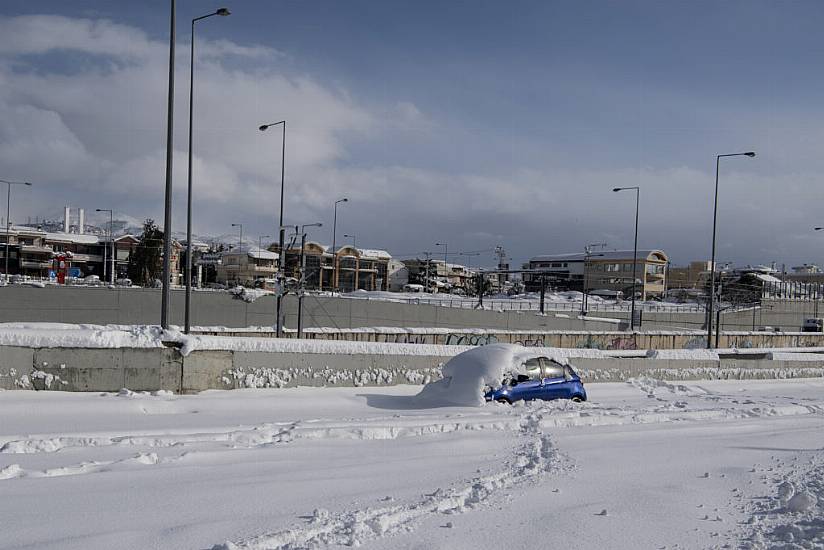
(766, 352, 824, 362)
(0, 323, 165, 349)
(173, 332, 471, 357)
(415, 344, 609, 407)
(646, 349, 720, 361)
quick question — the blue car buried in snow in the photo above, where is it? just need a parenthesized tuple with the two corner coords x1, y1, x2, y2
(484, 357, 587, 404)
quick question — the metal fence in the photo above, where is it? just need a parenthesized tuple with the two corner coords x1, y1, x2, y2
(339, 295, 707, 313)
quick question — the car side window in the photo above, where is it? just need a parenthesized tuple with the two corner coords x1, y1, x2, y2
(539, 358, 565, 380)
(523, 358, 543, 380)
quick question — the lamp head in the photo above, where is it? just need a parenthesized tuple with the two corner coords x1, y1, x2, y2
(744, 151, 756, 157)
(612, 187, 622, 192)
(216, 8, 230, 16)
(816, 227, 823, 231)
(24, 182, 32, 186)
(258, 125, 269, 131)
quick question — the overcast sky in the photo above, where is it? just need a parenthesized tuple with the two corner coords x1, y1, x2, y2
(1, 0, 823, 269)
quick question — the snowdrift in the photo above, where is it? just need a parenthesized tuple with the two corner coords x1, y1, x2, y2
(415, 343, 607, 407)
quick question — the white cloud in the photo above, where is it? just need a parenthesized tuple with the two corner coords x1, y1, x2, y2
(0, 13, 822, 267)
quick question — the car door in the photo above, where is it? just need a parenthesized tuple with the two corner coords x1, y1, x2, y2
(515, 358, 544, 401)
(538, 359, 569, 400)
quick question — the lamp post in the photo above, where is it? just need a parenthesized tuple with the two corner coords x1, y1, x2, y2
(296, 222, 322, 337)
(2, 180, 32, 279)
(612, 186, 640, 330)
(422, 251, 432, 293)
(707, 151, 756, 348)
(343, 233, 357, 249)
(95, 209, 114, 284)
(258, 120, 287, 336)
(331, 197, 348, 291)
(185, 7, 231, 334)
(161, 0, 177, 329)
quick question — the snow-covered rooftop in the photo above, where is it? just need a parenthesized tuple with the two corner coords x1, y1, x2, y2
(247, 247, 278, 260)
(44, 232, 100, 245)
(358, 248, 392, 260)
(532, 249, 667, 262)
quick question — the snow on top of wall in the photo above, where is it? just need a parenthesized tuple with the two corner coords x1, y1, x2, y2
(767, 352, 824, 362)
(172, 332, 473, 357)
(0, 323, 165, 349)
(646, 349, 720, 361)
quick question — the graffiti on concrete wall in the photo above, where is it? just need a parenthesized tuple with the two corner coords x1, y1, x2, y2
(574, 334, 638, 350)
(444, 333, 499, 346)
(727, 337, 754, 349)
(380, 334, 433, 345)
(609, 336, 637, 350)
(514, 337, 546, 347)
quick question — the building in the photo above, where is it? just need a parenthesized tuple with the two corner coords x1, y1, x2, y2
(215, 247, 278, 286)
(0, 226, 52, 277)
(524, 249, 669, 299)
(387, 259, 409, 291)
(791, 264, 820, 274)
(290, 244, 391, 292)
(522, 253, 586, 291)
(667, 260, 713, 290)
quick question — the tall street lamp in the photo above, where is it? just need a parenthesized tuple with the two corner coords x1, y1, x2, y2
(95, 208, 114, 284)
(185, 6, 231, 334)
(343, 233, 357, 249)
(259, 120, 287, 336)
(707, 151, 756, 348)
(2, 180, 32, 279)
(161, 0, 177, 329)
(613, 186, 640, 330)
(331, 197, 348, 291)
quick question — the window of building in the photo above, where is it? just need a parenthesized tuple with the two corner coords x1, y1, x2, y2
(606, 263, 620, 272)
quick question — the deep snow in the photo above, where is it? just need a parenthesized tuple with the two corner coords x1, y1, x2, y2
(1, 378, 823, 549)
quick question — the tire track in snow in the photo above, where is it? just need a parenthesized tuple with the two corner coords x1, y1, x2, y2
(210, 409, 571, 550)
(0, 452, 170, 480)
(0, 417, 519, 455)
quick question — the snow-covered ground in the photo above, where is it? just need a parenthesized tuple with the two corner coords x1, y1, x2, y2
(2, 379, 823, 549)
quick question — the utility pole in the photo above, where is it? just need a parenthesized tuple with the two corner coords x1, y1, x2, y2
(423, 251, 431, 293)
(539, 274, 547, 314)
(581, 242, 607, 316)
(494, 245, 507, 290)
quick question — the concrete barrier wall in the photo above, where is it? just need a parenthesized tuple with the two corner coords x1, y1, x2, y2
(3, 344, 824, 393)
(0, 285, 819, 332)
(0, 286, 622, 330)
(199, 329, 824, 351)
